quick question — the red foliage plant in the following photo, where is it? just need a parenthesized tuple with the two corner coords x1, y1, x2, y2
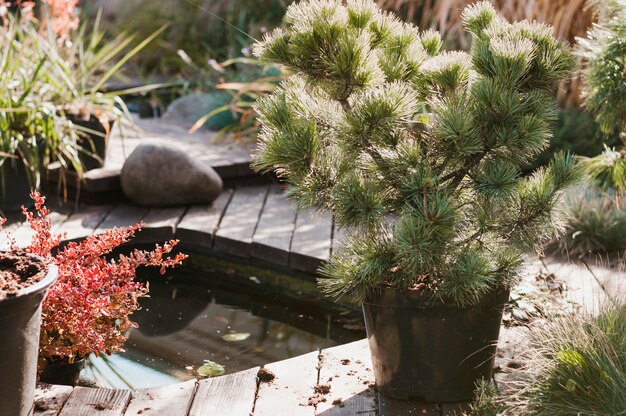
(0, 192, 187, 363)
(0, 0, 79, 42)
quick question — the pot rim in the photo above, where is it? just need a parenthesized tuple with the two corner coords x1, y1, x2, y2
(363, 285, 509, 309)
(0, 253, 57, 306)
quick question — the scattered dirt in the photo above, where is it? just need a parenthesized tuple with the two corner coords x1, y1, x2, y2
(257, 367, 276, 383)
(34, 401, 49, 412)
(332, 398, 343, 406)
(0, 251, 47, 300)
(314, 384, 331, 394)
(503, 269, 577, 326)
(340, 359, 350, 365)
(306, 394, 327, 406)
(93, 403, 110, 411)
(305, 384, 332, 407)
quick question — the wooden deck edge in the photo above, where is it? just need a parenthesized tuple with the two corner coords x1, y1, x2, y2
(46, 161, 257, 195)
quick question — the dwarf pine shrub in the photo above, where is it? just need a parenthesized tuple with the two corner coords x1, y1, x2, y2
(253, 0, 581, 305)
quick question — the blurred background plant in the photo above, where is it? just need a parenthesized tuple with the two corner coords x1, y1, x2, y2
(556, 184, 626, 257)
(577, 0, 626, 194)
(554, 0, 626, 258)
(80, 0, 287, 79)
(187, 57, 289, 140)
(0, 1, 166, 211)
(0, 16, 83, 210)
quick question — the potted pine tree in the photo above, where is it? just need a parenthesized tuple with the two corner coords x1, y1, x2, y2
(253, 0, 580, 401)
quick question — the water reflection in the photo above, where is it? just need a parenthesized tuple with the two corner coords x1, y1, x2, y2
(84, 272, 364, 389)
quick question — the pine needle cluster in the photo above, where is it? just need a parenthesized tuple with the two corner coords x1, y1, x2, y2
(253, 0, 581, 306)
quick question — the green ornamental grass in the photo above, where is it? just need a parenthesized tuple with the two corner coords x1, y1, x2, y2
(510, 304, 626, 415)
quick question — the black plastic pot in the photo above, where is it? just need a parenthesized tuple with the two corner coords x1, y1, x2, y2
(0, 159, 33, 213)
(40, 357, 86, 387)
(68, 114, 113, 172)
(0, 261, 57, 416)
(362, 287, 509, 402)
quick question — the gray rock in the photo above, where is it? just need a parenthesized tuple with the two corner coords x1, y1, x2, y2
(162, 92, 237, 130)
(121, 142, 223, 206)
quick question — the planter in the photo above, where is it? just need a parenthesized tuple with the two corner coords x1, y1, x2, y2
(362, 287, 509, 402)
(0, 159, 33, 213)
(68, 114, 113, 172)
(0, 252, 57, 416)
(40, 357, 86, 387)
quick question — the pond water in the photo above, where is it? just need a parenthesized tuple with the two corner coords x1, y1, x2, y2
(82, 270, 365, 389)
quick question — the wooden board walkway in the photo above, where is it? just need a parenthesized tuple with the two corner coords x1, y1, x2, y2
(36, 339, 467, 416)
(5, 183, 333, 275)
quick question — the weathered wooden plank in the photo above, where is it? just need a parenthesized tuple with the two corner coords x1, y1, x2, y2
(95, 203, 148, 234)
(34, 384, 74, 416)
(542, 258, 608, 314)
(316, 340, 377, 416)
(7, 209, 73, 249)
(289, 210, 332, 273)
(56, 204, 113, 241)
(378, 395, 440, 416)
(214, 185, 269, 257)
(189, 367, 259, 416)
(0, 222, 22, 250)
(176, 190, 233, 249)
(251, 185, 297, 265)
(58, 387, 131, 416)
(134, 206, 187, 244)
(494, 325, 531, 394)
(254, 351, 319, 416)
(125, 380, 197, 416)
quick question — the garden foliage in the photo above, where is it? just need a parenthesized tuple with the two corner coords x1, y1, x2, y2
(253, 0, 580, 305)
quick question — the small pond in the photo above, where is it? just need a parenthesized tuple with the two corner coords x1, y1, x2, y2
(83, 269, 365, 389)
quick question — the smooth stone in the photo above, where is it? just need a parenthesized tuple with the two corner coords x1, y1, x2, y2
(162, 92, 237, 131)
(120, 142, 223, 206)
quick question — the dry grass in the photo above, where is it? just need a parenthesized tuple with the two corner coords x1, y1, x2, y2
(376, 0, 596, 105)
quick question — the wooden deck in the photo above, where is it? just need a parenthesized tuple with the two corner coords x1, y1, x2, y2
(35, 339, 479, 416)
(4, 183, 335, 276)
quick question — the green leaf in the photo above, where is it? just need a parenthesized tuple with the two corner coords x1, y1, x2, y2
(197, 361, 225, 378)
(221, 333, 251, 342)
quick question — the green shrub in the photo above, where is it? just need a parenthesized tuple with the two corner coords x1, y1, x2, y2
(252, 0, 580, 305)
(557, 183, 626, 257)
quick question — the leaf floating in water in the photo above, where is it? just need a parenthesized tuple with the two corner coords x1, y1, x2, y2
(197, 361, 225, 377)
(222, 332, 251, 342)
